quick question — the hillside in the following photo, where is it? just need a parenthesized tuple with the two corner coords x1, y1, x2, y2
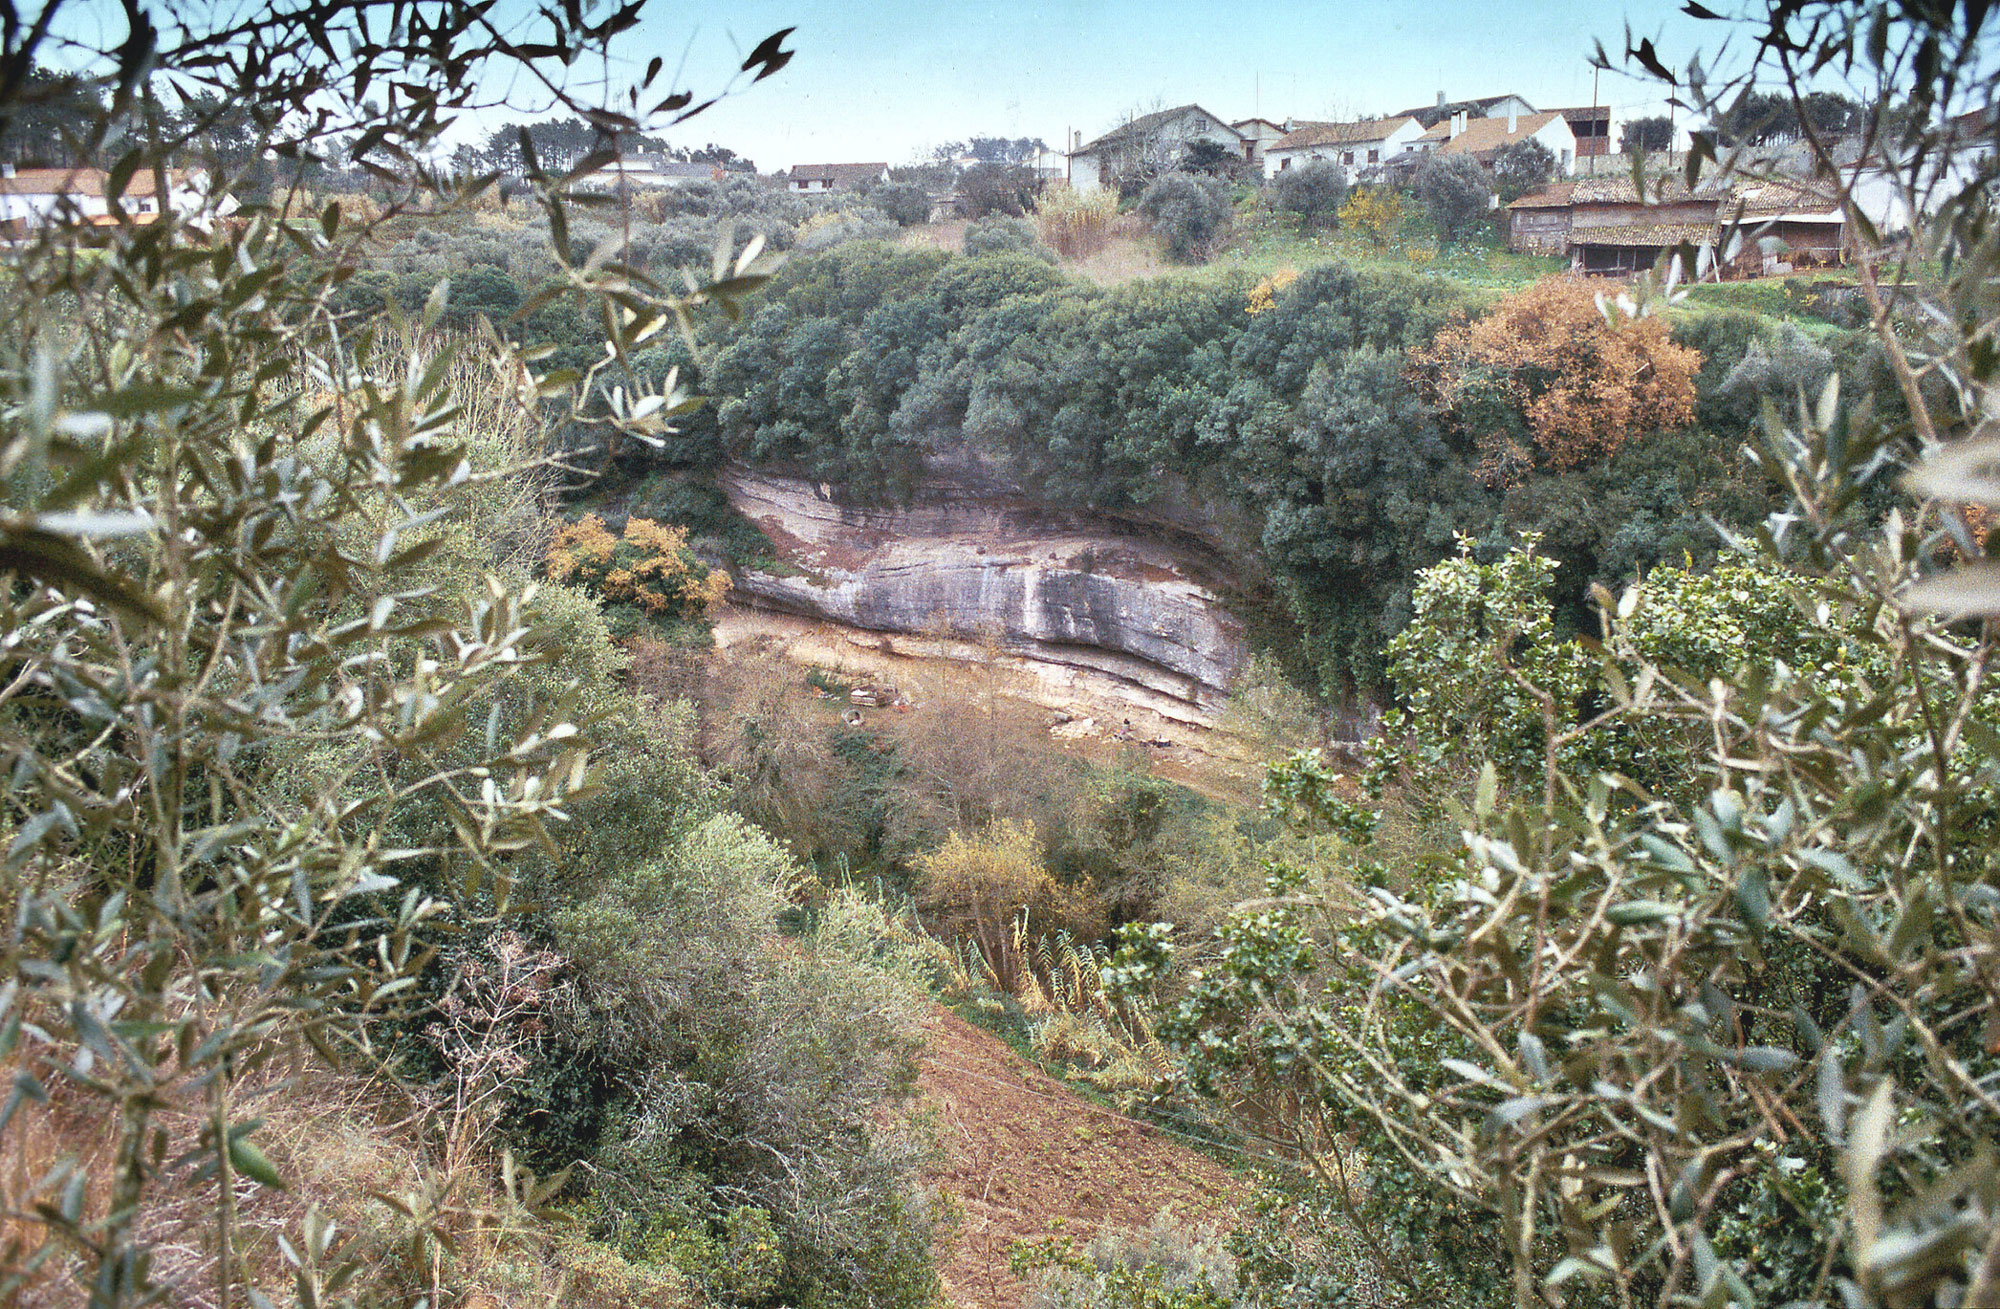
(919, 1008, 1249, 1309)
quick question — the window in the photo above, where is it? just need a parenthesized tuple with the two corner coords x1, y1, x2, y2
(1280, 157, 1291, 170)
(1368, 149, 1379, 162)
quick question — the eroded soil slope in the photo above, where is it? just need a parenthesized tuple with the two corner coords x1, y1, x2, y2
(918, 1008, 1247, 1309)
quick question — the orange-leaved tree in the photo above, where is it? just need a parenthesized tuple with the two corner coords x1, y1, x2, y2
(1418, 275, 1700, 482)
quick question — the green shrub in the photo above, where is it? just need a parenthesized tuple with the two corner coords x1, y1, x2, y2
(541, 833, 939, 1309)
(1269, 160, 1349, 229)
(1409, 153, 1492, 245)
(1014, 1217, 1236, 1309)
(1137, 172, 1235, 262)
(871, 180, 934, 226)
(963, 214, 1058, 262)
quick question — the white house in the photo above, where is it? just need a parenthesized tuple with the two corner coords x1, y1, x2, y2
(1838, 104, 1993, 237)
(0, 164, 221, 235)
(1414, 108, 1578, 175)
(1263, 117, 1425, 180)
(1066, 105, 1246, 193)
(1231, 118, 1288, 172)
(787, 162, 891, 193)
(1394, 92, 1539, 128)
(1025, 143, 1068, 183)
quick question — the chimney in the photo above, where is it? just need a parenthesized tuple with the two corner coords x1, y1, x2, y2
(1508, 105, 1518, 134)
(0, 163, 12, 178)
(1436, 91, 1447, 110)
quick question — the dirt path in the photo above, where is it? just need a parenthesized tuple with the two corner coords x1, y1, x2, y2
(917, 1008, 1248, 1309)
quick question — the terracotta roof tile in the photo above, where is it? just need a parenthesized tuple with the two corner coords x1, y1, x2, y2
(1571, 220, 1717, 247)
(1506, 182, 1577, 209)
(1391, 94, 1533, 123)
(1420, 112, 1566, 157)
(0, 167, 171, 198)
(1270, 117, 1419, 152)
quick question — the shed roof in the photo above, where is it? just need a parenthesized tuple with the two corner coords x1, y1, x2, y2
(1571, 220, 1717, 248)
(1510, 176, 1727, 208)
(1507, 182, 1577, 209)
(1725, 179, 1842, 219)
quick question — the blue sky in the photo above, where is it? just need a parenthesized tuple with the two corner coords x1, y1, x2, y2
(600, 0, 1719, 171)
(37, 0, 1725, 170)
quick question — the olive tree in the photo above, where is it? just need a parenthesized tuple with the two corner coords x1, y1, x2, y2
(1270, 160, 1351, 229)
(0, 3, 785, 1305)
(1410, 153, 1493, 244)
(1137, 171, 1235, 262)
(1167, 4, 2000, 1307)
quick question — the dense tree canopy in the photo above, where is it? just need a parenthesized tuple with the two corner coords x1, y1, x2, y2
(1410, 153, 1493, 244)
(1489, 137, 1555, 203)
(1620, 114, 1674, 152)
(1269, 159, 1350, 228)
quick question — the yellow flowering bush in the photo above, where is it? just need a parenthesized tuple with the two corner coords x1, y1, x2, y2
(1337, 186, 1403, 248)
(1245, 267, 1299, 315)
(547, 514, 731, 630)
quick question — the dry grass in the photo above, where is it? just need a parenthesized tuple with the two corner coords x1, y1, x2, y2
(897, 219, 968, 253)
(1032, 186, 1118, 260)
(1064, 219, 1169, 286)
(0, 1005, 681, 1309)
(1, 1046, 437, 1309)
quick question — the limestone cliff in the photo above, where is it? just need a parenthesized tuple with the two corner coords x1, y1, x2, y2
(718, 467, 1247, 721)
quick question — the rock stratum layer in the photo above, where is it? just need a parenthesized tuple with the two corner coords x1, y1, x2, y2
(719, 467, 1247, 722)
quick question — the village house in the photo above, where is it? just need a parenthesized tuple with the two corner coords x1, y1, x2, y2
(1838, 104, 1990, 236)
(1720, 180, 1847, 274)
(1553, 106, 1613, 158)
(1023, 143, 1069, 183)
(1506, 174, 1845, 276)
(787, 162, 891, 193)
(1263, 117, 1424, 180)
(1414, 107, 1579, 174)
(1231, 118, 1288, 172)
(1065, 105, 1246, 193)
(0, 164, 219, 236)
(1394, 92, 1539, 129)
(1512, 176, 1720, 274)
(1505, 181, 1579, 254)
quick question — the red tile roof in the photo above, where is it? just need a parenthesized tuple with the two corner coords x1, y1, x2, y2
(1271, 117, 1419, 151)
(0, 166, 172, 198)
(1420, 112, 1567, 157)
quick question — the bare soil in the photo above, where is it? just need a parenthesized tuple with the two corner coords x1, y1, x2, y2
(917, 1007, 1248, 1309)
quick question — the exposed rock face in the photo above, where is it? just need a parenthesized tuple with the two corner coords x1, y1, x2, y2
(720, 467, 1247, 720)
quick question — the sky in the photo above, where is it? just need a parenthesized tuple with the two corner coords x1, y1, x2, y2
(579, 0, 1725, 172)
